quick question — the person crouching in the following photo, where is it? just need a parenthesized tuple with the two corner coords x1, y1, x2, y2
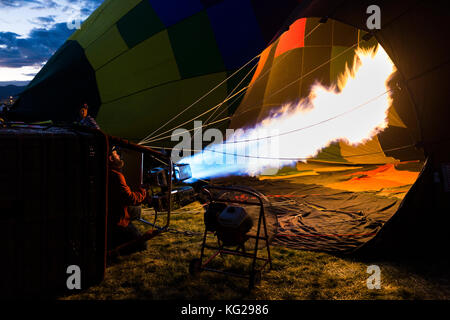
(107, 147, 148, 255)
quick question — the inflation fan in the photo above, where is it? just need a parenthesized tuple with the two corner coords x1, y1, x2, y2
(189, 185, 275, 289)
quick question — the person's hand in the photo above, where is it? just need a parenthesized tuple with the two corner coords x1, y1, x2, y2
(140, 184, 150, 193)
(140, 185, 149, 202)
(142, 229, 162, 241)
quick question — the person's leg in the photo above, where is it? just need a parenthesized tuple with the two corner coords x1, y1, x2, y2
(110, 223, 147, 255)
(125, 222, 147, 253)
(127, 205, 142, 220)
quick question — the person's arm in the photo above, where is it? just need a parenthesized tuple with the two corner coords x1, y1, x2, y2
(86, 116, 100, 129)
(117, 172, 147, 206)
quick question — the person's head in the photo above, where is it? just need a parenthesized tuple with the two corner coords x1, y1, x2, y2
(109, 148, 124, 170)
(79, 103, 88, 119)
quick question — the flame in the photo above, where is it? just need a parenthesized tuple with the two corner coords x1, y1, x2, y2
(182, 45, 396, 181)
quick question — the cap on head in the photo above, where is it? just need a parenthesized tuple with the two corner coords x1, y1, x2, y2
(111, 145, 121, 155)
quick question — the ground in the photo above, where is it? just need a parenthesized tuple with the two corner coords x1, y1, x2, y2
(61, 201, 450, 300)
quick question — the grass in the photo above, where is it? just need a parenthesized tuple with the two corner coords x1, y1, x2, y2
(62, 202, 450, 300)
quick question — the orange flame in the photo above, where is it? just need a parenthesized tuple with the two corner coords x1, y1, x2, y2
(240, 45, 396, 175)
(183, 45, 397, 179)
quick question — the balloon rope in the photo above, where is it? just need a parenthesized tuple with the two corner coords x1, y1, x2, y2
(142, 89, 247, 144)
(140, 66, 254, 145)
(144, 143, 416, 162)
(242, 22, 323, 94)
(207, 86, 248, 125)
(143, 90, 247, 144)
(142, 41, 362, 145)
(139, 54, 261, 144)
(203, 62, 258, 126)
(141, 22, 325, 144)
(144, 116, 231, 143)
(141, 88, 394, 158)
(147, 40, 365, 145)
(231, 42, 362, 120)
(205, 23, 325, 127)
(266, 43, 360, 101)
(139, 87, 247, 144)
(223, 89, 394, 145)
(144, 61, 254, 145)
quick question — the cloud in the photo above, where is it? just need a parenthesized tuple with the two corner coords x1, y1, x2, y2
(36, 15, 56, 23)
(0, 0, 103, 81)
(0, 22, 74, 68)
(0, 0, 41, 8)
(30, 1, 61, 10)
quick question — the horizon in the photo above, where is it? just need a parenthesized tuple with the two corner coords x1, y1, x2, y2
(0, 81, 29, 87)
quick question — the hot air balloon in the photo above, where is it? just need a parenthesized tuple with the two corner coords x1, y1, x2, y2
(8, 0, 450, 258)
(177, 15, 428, 253)
(11, 0, 301, 142)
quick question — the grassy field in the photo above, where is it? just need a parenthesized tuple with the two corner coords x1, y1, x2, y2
(62, 202, 450, 300)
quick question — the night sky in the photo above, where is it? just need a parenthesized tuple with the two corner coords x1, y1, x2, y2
(0, 0, 103, 85)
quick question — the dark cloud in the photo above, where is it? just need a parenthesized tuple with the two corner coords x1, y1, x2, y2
(0, 22, 74, 68)
(32, 15, 57, 24)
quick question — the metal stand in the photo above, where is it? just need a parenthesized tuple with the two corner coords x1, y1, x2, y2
(189, 185, 272, 289)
